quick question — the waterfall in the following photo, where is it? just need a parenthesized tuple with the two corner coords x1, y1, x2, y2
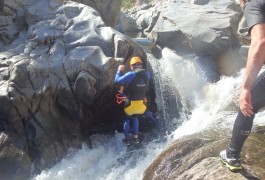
(32, 44, 265, 180)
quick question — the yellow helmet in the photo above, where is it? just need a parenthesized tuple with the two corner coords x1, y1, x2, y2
(130, 56, 142, 66)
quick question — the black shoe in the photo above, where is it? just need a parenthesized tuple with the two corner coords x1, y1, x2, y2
(122, 138, 131, 146)
(219, 149, 242, 172)
(133, 137, 140, 144)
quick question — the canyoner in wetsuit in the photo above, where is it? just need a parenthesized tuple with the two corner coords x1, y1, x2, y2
(115, 84, 161, 131)
(114, 57, 150, 145)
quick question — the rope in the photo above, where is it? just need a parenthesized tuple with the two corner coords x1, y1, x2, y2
(116, 94, 129, 104)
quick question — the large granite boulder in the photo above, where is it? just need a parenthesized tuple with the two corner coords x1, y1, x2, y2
(121, 0, 247, 77)
(120, 3, 153, 32)
(120, 2, 162, 33)
(0, 0, 31, 48)
(0, 0, 121, 48)
(148, 0, 243, 58)
(121, 0, 247, 59)
(0, 0, 146, 179)
(143, 127, 265, 179)
(75, 0, 122, 27)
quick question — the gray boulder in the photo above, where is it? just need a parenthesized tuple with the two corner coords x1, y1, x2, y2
(143, 127, 265, 180)
(0, 0, 146, 179)
(75, 0, 122, 27)
(120, 3, 154, 32)
(148, 0, 243, 58)
(0, 0, 121, 48)
(237, 16, 251, 45)
(120, 12, 140, 32)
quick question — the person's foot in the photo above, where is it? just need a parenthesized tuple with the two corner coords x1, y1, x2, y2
(219, 149, 242, 172)
(122, 138, 131, 146)
(133, 135, 140, 144)
(134, 137, 140, 144)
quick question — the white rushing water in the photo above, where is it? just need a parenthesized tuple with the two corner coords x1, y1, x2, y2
(33, 48, 265, 180)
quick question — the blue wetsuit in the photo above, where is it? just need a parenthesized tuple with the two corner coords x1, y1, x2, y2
(143, 110, 161, 130)
(115, 89, 161, 138)
(114, 69, 151, 139)
(114, 70, 150, 87)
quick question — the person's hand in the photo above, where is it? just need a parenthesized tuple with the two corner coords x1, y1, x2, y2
(239, 88, 253, 117)
(240, 0, 248, 10)
(144, 97, 148, 104)
(118, 65, 125, 71)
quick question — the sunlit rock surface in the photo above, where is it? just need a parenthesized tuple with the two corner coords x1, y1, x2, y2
(143, 127, 265, 180)
(0, 0, 121, 48)
(121, 0, 247, 59)
(0, 0, 145, 179)
(121, 0, 248, 77)
(148, 0, 242, 58)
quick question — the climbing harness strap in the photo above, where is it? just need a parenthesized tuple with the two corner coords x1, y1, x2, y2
(116, 94, 129, 104)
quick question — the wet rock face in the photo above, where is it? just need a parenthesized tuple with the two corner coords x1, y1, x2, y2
(143, 128, 265, 180)
(0, 0, 145, 178)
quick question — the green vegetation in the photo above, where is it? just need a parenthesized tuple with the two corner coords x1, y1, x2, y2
(122, 0, 135, 9)
(122, 0, 153, 10)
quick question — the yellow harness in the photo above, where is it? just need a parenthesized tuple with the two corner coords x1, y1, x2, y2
(124, 100, 146, 116)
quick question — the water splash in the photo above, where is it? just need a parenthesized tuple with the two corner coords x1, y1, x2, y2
(33, 132, 169, 180)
